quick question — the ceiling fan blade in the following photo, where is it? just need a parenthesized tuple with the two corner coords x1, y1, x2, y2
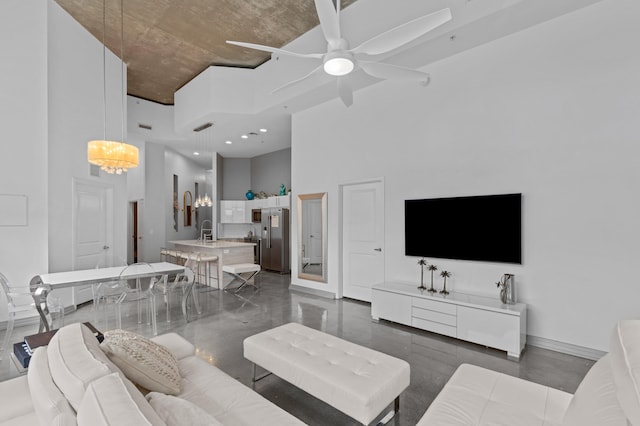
(352, 8, 451, 56)
(337, 77, 353, 107)
(359, 61, 431, 85)
(271, 65, 325, 94)
(314, 0, 341, 45)
(226, 40, 323, 60)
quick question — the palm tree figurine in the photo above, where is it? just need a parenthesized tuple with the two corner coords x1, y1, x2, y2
(417, 258, 427, 290)
(440, 270, 451, 295)
(427, 264, 438, 293)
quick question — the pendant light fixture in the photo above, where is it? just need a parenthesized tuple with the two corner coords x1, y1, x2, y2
(88, 0, 138, 174)
(194, 193, 213, 208)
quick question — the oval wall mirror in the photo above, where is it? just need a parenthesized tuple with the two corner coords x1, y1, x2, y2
(297, 192, 327, 283)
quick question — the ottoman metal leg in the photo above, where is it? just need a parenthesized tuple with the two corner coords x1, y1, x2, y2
(224, 270, 259, 294)
(251, 362, 272, 383)
(374, 396, 400, 425)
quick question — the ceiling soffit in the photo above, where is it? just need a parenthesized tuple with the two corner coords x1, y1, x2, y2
(54, 0, 357, 105)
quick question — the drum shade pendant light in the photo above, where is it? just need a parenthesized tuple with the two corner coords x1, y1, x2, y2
(88, 0, 138, 174)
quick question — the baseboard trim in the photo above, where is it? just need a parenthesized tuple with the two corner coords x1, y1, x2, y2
(289, 284, 336, 299)
(527, 335, 606, 361)
(0, 316, 40, 332)
(0, 306, 76, 332)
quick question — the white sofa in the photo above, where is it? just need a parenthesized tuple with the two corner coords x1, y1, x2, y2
(418, 320, 640, 426)
(0, 323, 305, 425)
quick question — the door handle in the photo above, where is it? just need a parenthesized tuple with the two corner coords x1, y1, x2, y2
(374, 248, 382, 252)
(103, 245, 110, 250)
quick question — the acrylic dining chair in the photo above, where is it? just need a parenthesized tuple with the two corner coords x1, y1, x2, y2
(0, 272, 64, 359)
(115, 262, 163, 334)
(154, 257, 200, 323)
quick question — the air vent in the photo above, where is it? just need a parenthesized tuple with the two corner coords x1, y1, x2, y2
(89, 164, 100, 177)
(138, 123, 152, 130)
(193, 122, 213, 132)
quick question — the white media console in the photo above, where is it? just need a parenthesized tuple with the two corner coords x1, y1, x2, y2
(372, 281, 527, 360)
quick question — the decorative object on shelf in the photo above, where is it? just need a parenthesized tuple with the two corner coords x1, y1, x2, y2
(496, 273, 516, 304)
(257, 191, 268, 199)
(427, 264, 438, 293)
(87, 0, 139, 174)
(246, 190, 255, 200)
(417, 258, 427, 290)
(440, 270, 451, 295)
(194, 193, 212, 208)
(279, 184, 287, 196)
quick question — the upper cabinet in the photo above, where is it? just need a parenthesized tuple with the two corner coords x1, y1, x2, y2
(268, 194, 290, 208)
(220, 195, 290, 223)
(246, 199, 268, 210)
(220, 200, 245, 223)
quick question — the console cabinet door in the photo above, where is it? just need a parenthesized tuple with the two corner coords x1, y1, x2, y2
(372, 290, 411, 326)
(457, 306, 521, 357)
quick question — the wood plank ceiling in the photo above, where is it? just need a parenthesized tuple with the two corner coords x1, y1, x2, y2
(55, 0, 357, 105)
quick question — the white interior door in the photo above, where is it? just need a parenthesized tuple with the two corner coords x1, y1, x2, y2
(73, 180, 114, 305)
(341, 179, 384, 302)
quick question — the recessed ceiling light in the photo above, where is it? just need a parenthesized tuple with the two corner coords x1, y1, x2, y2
(225, 140, 232, 145)
(241, 134, 248, 139)
(193, 151, 200, 156)
(259, 128, 267, 133)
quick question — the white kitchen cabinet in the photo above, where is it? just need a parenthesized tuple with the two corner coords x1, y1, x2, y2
(372, 281, 527, 360)
(220, 200, 234, 223)
(232, 201, 245, 223)
(268, 194, 290, 207)
(247, 199, 268, 210)
(220, 200, 246, 223)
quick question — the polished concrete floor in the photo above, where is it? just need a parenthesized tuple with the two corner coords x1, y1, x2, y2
(1, 272, 595, 425)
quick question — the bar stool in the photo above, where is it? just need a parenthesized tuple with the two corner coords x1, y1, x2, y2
(198, 254, 219, 288)
(160, 248, 181, 264)
(222, 263, 261, 294)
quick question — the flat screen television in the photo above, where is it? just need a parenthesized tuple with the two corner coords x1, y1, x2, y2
(405, 193, 522, 264)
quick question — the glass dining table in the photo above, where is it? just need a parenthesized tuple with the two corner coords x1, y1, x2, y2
(29, 262, 185, 334)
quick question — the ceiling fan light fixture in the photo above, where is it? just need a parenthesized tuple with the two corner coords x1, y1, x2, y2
(323, 52, 354, 76)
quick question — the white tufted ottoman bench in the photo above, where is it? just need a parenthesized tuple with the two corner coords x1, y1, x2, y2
(222, 263, 260, 293)
(244, 322, 410, 425)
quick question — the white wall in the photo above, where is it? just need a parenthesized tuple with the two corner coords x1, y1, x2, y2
(0, 0, 128, 317)
(164, 149, 205, 242)
(0, 0, 49, 321)
(142, 143, 166, 263)
(291, 0, 640, 353)
(47, 0, 128, 284)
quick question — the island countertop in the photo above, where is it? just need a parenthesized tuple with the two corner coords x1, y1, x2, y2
(169, 240, 255, 248)
(169, 240, 256, 289)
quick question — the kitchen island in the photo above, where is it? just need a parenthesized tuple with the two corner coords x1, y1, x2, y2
(169, 240, 256, 289)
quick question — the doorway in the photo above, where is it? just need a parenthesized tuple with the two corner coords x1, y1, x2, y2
(340, 179, 385, 302)
(128, 200, 143, 264)
(72, 179, 114, 305)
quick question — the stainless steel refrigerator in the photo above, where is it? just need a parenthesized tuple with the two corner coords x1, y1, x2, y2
(261, 208, 290, 273)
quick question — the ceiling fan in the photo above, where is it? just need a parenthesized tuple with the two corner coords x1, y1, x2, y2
(227, 0, 451, 107)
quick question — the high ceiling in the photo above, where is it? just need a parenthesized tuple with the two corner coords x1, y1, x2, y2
(56, 0, 603, 166)
(55, 0, 357, 105)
